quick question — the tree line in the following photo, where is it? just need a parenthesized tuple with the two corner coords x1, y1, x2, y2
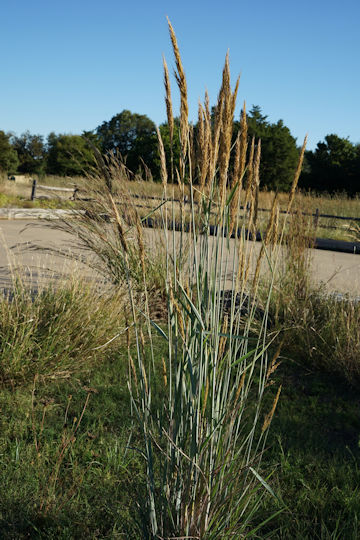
(0, 106, 359, 194)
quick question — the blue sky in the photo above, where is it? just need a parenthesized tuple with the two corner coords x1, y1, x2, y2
(1, 0, 359, 149)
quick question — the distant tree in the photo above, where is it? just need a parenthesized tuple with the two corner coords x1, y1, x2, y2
(95, 110, 158, 175)
(300, 134, 360, 194)
(246, 105, 269, 137)
(82, 130, 102, 150)
(0, 131, 19, 174)
(12, 131, 46, 175)
(235, 106, 299, 191)
(46, 133, 95, 176)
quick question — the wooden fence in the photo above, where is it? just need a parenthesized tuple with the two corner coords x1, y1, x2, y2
(131, 193, 360, 229)
(30, 180, 360, 230)
(30, 179, 79, 201)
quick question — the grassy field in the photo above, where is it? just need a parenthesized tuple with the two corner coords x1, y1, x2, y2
(0, 174, 77, 210)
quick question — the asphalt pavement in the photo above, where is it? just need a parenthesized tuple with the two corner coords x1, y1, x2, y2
(0, 220, 359, 297)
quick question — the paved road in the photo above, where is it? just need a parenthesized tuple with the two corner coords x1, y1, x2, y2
(0, 220, 96, 290)
(0, 220, 359, 297)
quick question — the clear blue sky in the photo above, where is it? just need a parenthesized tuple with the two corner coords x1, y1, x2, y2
(1, 0, 359, 150)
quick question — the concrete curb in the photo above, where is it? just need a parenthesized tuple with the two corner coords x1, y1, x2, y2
(0, 208, 77, 220)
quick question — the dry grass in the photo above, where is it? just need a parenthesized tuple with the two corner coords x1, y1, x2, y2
(0, 276, 127, 386)
(48, 153, 168, 320)
(113, 19, 307, 539)
(261, 203, 360, 383)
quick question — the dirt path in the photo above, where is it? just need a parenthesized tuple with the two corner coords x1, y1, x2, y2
(0, 220, 359, 296)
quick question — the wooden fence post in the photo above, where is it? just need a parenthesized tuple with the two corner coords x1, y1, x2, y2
(314, 208, 319, 228)
(30, 179, 37, 201)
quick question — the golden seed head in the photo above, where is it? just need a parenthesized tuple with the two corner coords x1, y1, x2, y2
(235, 371, 246, 403)
(167, 17, 189, 174)
(161, 356, 168, 387)
(156, 127, 168, 190)
(287, 134, 308, 214)
(163, 55, 174, 144)
(262, 385, 282, 432)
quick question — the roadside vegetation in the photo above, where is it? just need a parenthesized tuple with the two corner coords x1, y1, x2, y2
(1, 19, 360, 539)
(1, 274, 360, 537)
(1, 324, 360, 538)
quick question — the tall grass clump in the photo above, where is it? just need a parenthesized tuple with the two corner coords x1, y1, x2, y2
(268, 205, 360, 383)
(121, 21, 306, 538)
(0, 277, 126, 386)
(53, 20, 306, 537)
(51, 152, 168, 320)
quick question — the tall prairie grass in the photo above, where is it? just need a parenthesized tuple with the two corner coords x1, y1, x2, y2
(53, 19, 307, 538)
(125, 20, 306, 535)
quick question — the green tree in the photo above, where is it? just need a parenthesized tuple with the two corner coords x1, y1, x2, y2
(12, 131, 46, 175)
(237, 106, 299, 191)
(95, 110, 158, 175)
(300, 134, 360, 194)
(0, 131, 19, 174)
(46, 133, 95, 176)
(82, 130, 102, 150)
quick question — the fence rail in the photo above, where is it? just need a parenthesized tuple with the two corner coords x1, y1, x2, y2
(29, 180, 360, 228)
(30, 180, 79, 200)
(131, 192, 360, 224)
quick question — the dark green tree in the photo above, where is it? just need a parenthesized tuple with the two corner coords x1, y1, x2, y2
(95, 110, 158, 175)
(46, 133, 95, 176)
(82, 130, 102, 150)
(300, 134, 360, 194)
(0, 131, 19, 174)
(236, 106, 299, 191)
(12, 131, 46, 175)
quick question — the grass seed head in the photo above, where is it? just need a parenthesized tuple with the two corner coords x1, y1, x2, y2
(287, 134, 308, 214)
(262, 385, 282, 432)
(161, 356, 167, 387)
(156, 127, 168, 191)
(266, 341, 283, 381)
(235, 371, 247, 403)
(245, 136, 255, 205)
(163, 55, 174, 145)
(167, 17, 189, 176)
(239, 102, 248, 178)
